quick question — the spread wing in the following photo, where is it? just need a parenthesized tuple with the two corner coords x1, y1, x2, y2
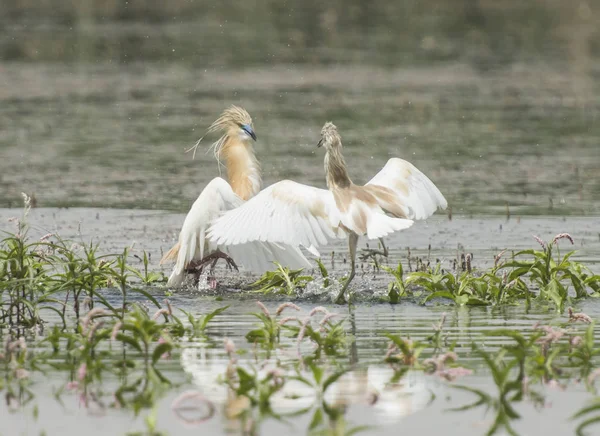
(162, 177, 312, 285)
(161, 177, 243, 286)
(367, 158, 447, 220)
(208, 180, 346, 256)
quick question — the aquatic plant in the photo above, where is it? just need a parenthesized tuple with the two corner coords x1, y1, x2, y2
(499, 234, 600, 311)
(384, 333, 426, 367)
(572, 396, 600, 435)
(283, 306, 347, 360)
(131, 251, 166, 285)
(373, 233, 599, 311)
(251, 262, 314, 295)
(2, 198, 600, 435)
(315, 258, 330, 288)
(449, 344, 529, 436)
(380, 262, 408, 303)
(176, 305, 229, 338)
(245, 301, 301, 350)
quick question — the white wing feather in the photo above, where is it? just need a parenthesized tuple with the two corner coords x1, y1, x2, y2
(165, 177, 242, 286)
(208, 180, 345, 256)
(367, 158, 447, 220)
(204, 159, 446, 273)
(166, 178, 313, 286)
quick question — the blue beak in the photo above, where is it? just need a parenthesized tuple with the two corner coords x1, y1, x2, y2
(241, 124, 257, 141)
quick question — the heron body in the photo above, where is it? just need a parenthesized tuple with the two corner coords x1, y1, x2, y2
(208, 122, 447, 303)
(160, 106, 310, 287)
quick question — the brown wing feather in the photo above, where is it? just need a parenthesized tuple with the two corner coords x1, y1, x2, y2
(160, 242, 181, 265)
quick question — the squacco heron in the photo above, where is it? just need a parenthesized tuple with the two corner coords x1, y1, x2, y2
(160, 106, 310, 287)
(208, 121, 447, 303)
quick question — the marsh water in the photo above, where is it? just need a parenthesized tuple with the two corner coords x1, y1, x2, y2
(2, 1, 600, 435)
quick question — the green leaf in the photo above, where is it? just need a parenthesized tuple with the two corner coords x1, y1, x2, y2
(116, 333, 143, 352)
(152, 342, 173, 365)
(322, 369, 346, 393)
(543, 279, 567, 312)
(129, 287, 163, 310)
(308, 408, 323, 430)
(200, 305, 230, 329)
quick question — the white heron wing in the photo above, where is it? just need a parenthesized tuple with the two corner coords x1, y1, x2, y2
(208, 180, 345, 254)
(367, 158, 447, 220)
(162, 177, 243, 286)
(225, 242, 312, 274)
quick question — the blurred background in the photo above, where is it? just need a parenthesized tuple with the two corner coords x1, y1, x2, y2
(1, 0, 599, 215)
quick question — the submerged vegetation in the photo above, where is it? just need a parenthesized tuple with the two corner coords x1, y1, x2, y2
(1, 197, 600, 435)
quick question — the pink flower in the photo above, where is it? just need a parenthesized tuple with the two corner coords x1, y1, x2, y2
(256, 301, 270, 317)
(110, 321, 122, 341)
(152, 308, 169, 320)
(532, 235, 546, 249)
(568, 307, 593, 324)
(319, 313, 338, 326)
(224, 338, 236, 358)
(309, 306, 328, 317)
(438, 367, 473, 381)
(552, 233, 574, 245)
(279, 316, 299, 326)
(275, 302, 301, 316)
(77, 363, 87, 381)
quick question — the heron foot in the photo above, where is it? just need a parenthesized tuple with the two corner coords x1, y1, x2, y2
(185, 252, 239, 286)
(186, 251, 239, 275)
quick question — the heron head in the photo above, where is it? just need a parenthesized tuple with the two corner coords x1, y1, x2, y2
(209, 105, 257, 142)
(317, 122, 341, 149)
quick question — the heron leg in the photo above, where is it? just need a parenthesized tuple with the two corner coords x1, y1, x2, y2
(335, 233, 359, 304)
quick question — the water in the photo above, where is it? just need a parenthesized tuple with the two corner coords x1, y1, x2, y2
(2, 62, 599, 215)
(1, 3, 600, 214)
(2, 1, 600, 434)
(1, 207, 600, 434)
(3, 295, 600, 435)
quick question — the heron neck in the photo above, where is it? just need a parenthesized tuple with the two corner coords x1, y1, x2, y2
(325, 146, 352, 189)
(221, 137, 262, 201)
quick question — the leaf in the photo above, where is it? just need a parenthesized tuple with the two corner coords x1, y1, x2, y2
(576, 416, 600, 436)
(316, 258, 330, 288)
(543, 279, 567, 312)
(288, 375, 314, 388)
(308, 408, 323, 430)
(116, 333, 143, 352)
(129, 287, 163, 309)
(484, 330, 526, 347)
(422, 291, 457, 303)
(572, 399, 600, 419)
(200, 305, 230, 330)
(310, 364, 324, 385)
(152, 342, 173, 364)
(388, 283, 400, 304)
(446, 385, 491, 411)
(322, 369, 346, 393)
